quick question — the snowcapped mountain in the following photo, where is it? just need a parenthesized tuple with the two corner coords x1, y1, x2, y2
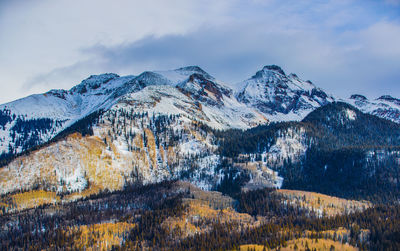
(3, 63, 400, 251)
(119, 66, 268, 129)
(236, 65, 335, 121)
(346, 94, 400, 124)
(0, 66, 270, 161)
(1, 64, 400, 199)
(0, 65, 310, 195)
(2, 64, 399, 161)
(0, 73, 136, 157)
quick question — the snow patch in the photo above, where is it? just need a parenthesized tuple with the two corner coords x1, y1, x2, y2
(58, 166, 87, 193)
(345, 109, 357, 120)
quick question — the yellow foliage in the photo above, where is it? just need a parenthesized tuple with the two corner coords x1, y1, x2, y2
(179, 182, 234, 210)
(68, 132, 83, 140)
(144, 128, 157, 168)
(64, 184, 102, 201)
(11, 190, 59, 211)
(277, 189, 370, 217)
(80, 136, 125, 191)
(167, 146, 176, 166)
(313, 227, 350, 240)
(67, 222, 135, 251)
(163, 198, 256, 238)
(133, 133, 144, 149)
(239, 244, 266, 251)
(159, 145, 165, 163)
(276, 238, 358, 251)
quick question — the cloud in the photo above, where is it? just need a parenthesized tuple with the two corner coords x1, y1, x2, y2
(0, 0, 234, 103)
(359, 21, 400, 58)
(1, 0, 400, 104)
(28, 17, 400, 100)
(22, 60, 108, 91)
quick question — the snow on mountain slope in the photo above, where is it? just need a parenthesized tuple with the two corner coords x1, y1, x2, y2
(116, 84, 267, 130)
(111, 65, 269, 130)
(0, 109, 224, 195)
(2, 64, 400, 198)
(0, 65, 275, 161)
(0, 66, 272, 196)
(0, 74, 136, 156)
(236, 65, 335, 122)
(6, 63, 400, 162)
(346, 94, 400, 124)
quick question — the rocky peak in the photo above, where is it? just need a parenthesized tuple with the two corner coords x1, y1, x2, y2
(46, 89, 69, 100)
(176, 73, 232, 107)
(262, 65, 286, 75)
(377, 95, 400, 105)
(133, 71, 171, 87)
(350, 94, 367, 101)
(70, 73, 120, 94)
(236, 65, 333, 119)
(250, 65, 287, 82)
(175, 66, 212, 78)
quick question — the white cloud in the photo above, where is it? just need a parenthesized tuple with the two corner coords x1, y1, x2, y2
(0, 0, 233, 103)
(0, 0, 399, 104)
(359, 21, 400, 58)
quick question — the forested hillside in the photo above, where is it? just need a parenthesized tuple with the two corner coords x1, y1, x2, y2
(215, 102, 400, 202)
(1, 66, 400, 250)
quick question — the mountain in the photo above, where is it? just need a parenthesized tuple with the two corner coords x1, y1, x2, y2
(0, 66, 273, 195)
(120, 66, 268, 129)
(1, 65, 400, 198)
(217, 102, 400, 201)
(2, 64, 399, 163)
(236, 65, 335, 121)
(0, 73, 136, 158)
(0, 66, 268, 160)
(2, 65, 400, 250)
(346, 94, 400, 124)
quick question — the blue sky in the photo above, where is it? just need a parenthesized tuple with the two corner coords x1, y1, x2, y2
(0, 0, 399, 104)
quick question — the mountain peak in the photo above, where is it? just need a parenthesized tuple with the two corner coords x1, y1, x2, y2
(350, 94, 367, 101)
(131, 66, 215, 89)
(236, 65, 333, 119)
(176, 65, 205, 73)
(378, 95, 399, 102)
(175, 66, 214, 80)
(377, 95, 400, 107)
(70, 73, 120, 94)
(262, 65, 286, 75)
(250, 65, 286, 80)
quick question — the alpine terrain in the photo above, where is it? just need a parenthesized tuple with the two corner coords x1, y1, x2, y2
(1, 65, 400, 250)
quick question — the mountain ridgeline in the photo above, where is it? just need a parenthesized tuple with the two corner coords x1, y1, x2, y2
(216, 102, 400, 202)
(1, 65, 400, 250)
(0, 66, 399, 203)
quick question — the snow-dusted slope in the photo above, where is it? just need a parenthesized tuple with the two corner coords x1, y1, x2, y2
(2, 67, 266, 194)
(346, 94, 400, 124)
(236, 65, 335, 121)
(0, 115, 222, 194)
(2, 64, 399, 161)
(2, 64, 400, 204)
(0, 74, 136, 156)
(119, 66, 268, 129)
(0, 66, 269, 158)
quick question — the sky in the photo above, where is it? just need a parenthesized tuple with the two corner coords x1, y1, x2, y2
(0, 0, 400, 104)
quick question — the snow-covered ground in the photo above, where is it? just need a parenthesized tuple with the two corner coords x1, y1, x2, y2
(345, 94, 400, 124)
